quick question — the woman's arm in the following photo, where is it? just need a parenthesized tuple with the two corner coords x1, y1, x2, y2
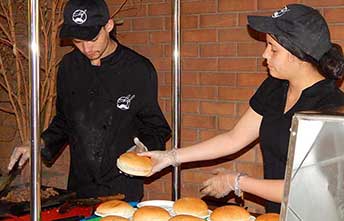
(139, 107, 262, 175)
(240, 176, 285, 203)
(176, 107, 262, 163)
(201, 171, 285, 203)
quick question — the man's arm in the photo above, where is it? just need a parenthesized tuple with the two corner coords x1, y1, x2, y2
(135, 60, 171, 151)
(8, 64, 69, 169)
(40, 64, 69, 165)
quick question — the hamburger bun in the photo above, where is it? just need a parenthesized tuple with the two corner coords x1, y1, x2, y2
(117, 152, 152, 176)
(95, 200, 135, 218)
(210, 205, 251, 221)
(173, 197, 208, 217)
(132, 206, 171, 221)
(100, 216, 129, 221)
(169, 214, 204, 221)
(256, 213, 280, 221)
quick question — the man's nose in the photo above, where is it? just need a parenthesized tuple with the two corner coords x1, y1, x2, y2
(83, 42, 93, 53)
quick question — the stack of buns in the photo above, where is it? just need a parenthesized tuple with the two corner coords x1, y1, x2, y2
(210, 205, 251, 221)
(95, 197, 257, 221)
(173, 197, 209, 218)
(256, 213, 280, 221)
(132, 206, 171, 221)
(95, 200, 135, 218)
(116, 152, 152, 176)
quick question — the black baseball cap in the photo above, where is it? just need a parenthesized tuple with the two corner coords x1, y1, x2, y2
(248, 4, 332, 61)
(60, 0, 110, 40)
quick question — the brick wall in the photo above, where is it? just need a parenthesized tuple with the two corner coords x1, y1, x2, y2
(109, 0, 344, 213)
(0, 0, 342, 214)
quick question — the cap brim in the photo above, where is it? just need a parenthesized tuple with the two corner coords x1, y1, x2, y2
(248, 16, 279, 35)
(59, 25, 102, 41)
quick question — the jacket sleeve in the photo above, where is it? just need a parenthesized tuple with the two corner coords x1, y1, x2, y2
(40, 63, 69, 165)
(136, 60, 171, 151)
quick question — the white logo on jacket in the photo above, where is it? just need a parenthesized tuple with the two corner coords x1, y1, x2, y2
(117, 94, 135, 110)
(272, 6, 290, 18)
(72, 9, 87, 24)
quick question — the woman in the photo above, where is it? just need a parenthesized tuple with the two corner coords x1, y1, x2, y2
(139, 4, 344, 213)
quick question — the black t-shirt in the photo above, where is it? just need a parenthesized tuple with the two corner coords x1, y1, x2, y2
(250, 76, 344, 213)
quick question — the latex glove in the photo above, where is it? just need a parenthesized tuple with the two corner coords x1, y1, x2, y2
(200, 168, 236, 198)
(8, 142, 30, 171)
(126, 137, 148, 153)
(138, 149, 179, 176)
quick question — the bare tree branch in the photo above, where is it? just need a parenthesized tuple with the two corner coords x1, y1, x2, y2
(0, 54, 24, 141)
(0, 38, 29, 60)
(0, 105, 14, 114)
(111, 0, 128, 18)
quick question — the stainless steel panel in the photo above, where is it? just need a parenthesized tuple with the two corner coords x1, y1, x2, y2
(281, 110, 344, 221)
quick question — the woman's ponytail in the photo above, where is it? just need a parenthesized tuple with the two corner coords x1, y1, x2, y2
(319, 45, 344, 80)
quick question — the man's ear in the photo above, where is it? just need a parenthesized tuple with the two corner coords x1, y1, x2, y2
(104, 19, 114, 33)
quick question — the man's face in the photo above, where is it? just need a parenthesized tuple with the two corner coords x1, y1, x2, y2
(72, 27, 110, 62)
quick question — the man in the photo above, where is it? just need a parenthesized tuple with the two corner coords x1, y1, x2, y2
(8, 0, 171, 201)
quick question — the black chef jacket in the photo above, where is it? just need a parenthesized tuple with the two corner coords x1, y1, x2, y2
(41, 42, 171, 201)
(250, 76, 344, 213)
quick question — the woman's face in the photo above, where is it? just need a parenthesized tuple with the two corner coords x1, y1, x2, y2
(262, 34, 297, 80)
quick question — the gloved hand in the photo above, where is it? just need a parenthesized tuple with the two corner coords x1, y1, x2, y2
(8, 142, 30, 171)
(126, 137, 148, 153)
(119, 137, 149, 177)
(200, 168, 236, 198)
(138, 149, 179, 176)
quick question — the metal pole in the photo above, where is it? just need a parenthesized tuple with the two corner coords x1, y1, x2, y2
(29, 0, 41, 220)
(172, 0, 181, 201)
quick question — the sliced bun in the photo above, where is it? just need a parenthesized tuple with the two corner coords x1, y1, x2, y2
(256, 213, 280, 221)
(169, 214, 204, 221)
(100, 216, 129, 221)
(173, 197, 208, 217)
(210, 205, 250, 221)
(95, 200, 135, 218)
(117, 152, 152, 176)
(132, 206, 171, 221)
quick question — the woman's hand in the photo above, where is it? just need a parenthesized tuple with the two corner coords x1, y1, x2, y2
(138, 149, 179, 176)
(200, 168, 236, 198)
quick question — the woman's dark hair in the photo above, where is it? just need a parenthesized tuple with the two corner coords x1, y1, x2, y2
(319, 45, 344, 80)
(273, 34, 344, 80)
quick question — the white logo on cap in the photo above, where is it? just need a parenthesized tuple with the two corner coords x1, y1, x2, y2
(272, 6, 290, 18)
(72, 9, 87, 24)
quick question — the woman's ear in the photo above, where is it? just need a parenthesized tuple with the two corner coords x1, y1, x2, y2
(104, 19, 114, 33)
(288, 52, 300, 63)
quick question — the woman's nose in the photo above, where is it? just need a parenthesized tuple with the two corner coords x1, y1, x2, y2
(262, 47, 270, 60)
